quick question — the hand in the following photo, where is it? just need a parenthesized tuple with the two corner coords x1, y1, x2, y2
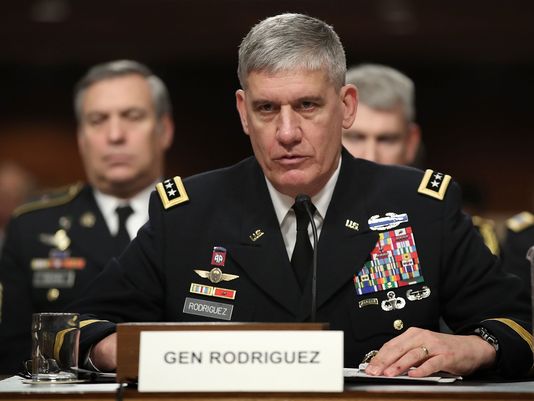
(90, 333, 117, 372)
(365, 327, 496, 377)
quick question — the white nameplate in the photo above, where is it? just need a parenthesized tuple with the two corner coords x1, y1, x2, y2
(138, 330, 343, 392)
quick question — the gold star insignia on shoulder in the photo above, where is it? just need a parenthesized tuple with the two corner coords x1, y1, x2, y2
(156, 176, 189, 210)
(417, 169, 452, 201)
(194, 268, 239, 284)
(506, 211, 534, 233)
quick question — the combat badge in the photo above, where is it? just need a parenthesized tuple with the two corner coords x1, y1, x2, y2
(39, 229, 71, 251)
(194, 269, 239, 284)
(406, 286, 431, 301)
(156, 176, 189, 209)
(381, 291, 406, 311)
(368, 213, 408, 231)
(417, 169, 452, 201)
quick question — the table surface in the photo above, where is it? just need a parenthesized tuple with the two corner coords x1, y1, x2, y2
(2, 375, 534, 401)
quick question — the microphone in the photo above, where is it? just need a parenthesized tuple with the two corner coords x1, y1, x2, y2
(295, 194, 318, 322)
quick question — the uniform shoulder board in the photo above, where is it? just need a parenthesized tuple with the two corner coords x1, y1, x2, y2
(156, 176, 189, 210)
(472, 216, 500, 256)
(506, 211, 534, 233)
(417, 169, 452, 201)
(13, 182, 84, 217)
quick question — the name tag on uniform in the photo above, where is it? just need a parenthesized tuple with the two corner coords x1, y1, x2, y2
(138, 330, 343, 392)
(183, 297, 233, 321)
(32, 271, 75, 288)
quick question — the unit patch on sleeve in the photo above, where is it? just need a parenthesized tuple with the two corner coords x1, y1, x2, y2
(156, 176, 189, 209)
(417, 169, 451, 201)
(354, 227, 424, 295)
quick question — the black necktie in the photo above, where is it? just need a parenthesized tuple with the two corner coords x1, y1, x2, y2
(291, 202, 315, 289)
(114, 204, 134, 253)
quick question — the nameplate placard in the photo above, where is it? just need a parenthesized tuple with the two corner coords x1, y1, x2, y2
(138, 330, 343, 392)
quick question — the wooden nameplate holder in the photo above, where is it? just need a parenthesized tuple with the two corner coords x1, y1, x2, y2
(116, 322, 328, 383)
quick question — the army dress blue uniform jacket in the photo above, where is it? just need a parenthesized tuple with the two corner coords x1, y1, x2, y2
(72, 152, 533, 378)
(0, 184, 125, 374)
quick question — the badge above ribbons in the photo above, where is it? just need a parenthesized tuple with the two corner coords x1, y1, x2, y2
(354, 226, 424, 295)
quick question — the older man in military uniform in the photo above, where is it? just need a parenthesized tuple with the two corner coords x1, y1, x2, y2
(71, 14, 531, 378)
(0, 60, 174, 373)
(502, 211, 534, 287)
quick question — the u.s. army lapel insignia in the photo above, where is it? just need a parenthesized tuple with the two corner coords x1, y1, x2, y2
(194, 269, 239, 284)
(249, 229, 265, 241)
(156, 176, 189, 209)
(345, 220, 359, 231)
(417, 169, 451, 200)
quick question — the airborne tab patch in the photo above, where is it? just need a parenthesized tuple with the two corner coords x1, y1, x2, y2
(417, 169, 451, 201)
(156, 176, 189, 209)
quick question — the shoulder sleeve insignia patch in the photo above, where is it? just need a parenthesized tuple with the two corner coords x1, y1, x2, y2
(417, 169, 452, 201)
(156, 176, 189, 210)
(506, 211, 534, 233)
(13, 182, 84, 217)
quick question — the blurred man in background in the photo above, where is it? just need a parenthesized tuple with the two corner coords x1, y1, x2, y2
(341, 64, 421, 166)
(342, 63, 499, 255)
(0, 162, 35, 252)
(0, 60, 174, 373)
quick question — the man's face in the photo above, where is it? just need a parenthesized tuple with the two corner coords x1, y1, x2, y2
(236, 69, 357, 198)
(342, 103, 420, 165)
(77, 74, 173, 197)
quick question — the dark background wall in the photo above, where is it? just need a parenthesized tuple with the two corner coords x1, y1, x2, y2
(1, 0, 533, 213)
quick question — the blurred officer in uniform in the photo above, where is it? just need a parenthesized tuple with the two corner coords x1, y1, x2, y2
(0, 162, 36, 253)
(71, 14, 531, 378)
(342, 63, 499, 255)
(502, 211, 534, 287)
(0, 60, 174, 373)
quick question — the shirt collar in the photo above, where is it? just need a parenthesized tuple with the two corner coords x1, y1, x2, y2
(93, 183, 154, 224)
(265, 156, 342, 226)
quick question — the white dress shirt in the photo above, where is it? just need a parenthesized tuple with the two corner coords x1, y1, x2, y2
(93, 184, 154, 240)
(265, 157, 341, 260)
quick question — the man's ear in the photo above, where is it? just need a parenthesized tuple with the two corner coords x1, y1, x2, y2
(235, 89, 250, 136)
(405, 123, 421, 164)
(341, 84, 358, 129)
(158, 114, 174, 151)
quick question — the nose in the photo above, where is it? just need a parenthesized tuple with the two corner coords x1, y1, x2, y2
(107, 116, 126, 143)
(361, 141, 378, 162)
(276, 106, 301, 145)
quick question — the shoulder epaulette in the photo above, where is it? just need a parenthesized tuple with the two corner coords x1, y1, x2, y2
(13, 182, 84, 217)
(417, 169, 452, 201)
(472, 216, 500, 255)
(506, 211, 534, 233)
(156, 176, 189, 210)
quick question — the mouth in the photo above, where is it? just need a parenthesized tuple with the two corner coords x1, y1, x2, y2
(274, 154, 309, 167)
(103, 154, 132, 166)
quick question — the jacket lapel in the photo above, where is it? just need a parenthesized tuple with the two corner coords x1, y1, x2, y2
(298, 152, 379, 320)
(67, 186, 117, 269)
(226, 160, 302, 317)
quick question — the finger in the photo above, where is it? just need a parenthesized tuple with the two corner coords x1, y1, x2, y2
(408, 354, 444, 378)
(367, 329, 426, 375)
(382, 346, 431, 377)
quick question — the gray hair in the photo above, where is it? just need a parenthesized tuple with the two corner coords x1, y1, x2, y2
(74, 60, 172, 121)
(346, 64, 415, 121)
(238, 13, 346, 90)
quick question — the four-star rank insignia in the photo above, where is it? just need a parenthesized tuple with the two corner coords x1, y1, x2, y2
(417, 169, 452, 201)
(156, 176, 189, 209)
